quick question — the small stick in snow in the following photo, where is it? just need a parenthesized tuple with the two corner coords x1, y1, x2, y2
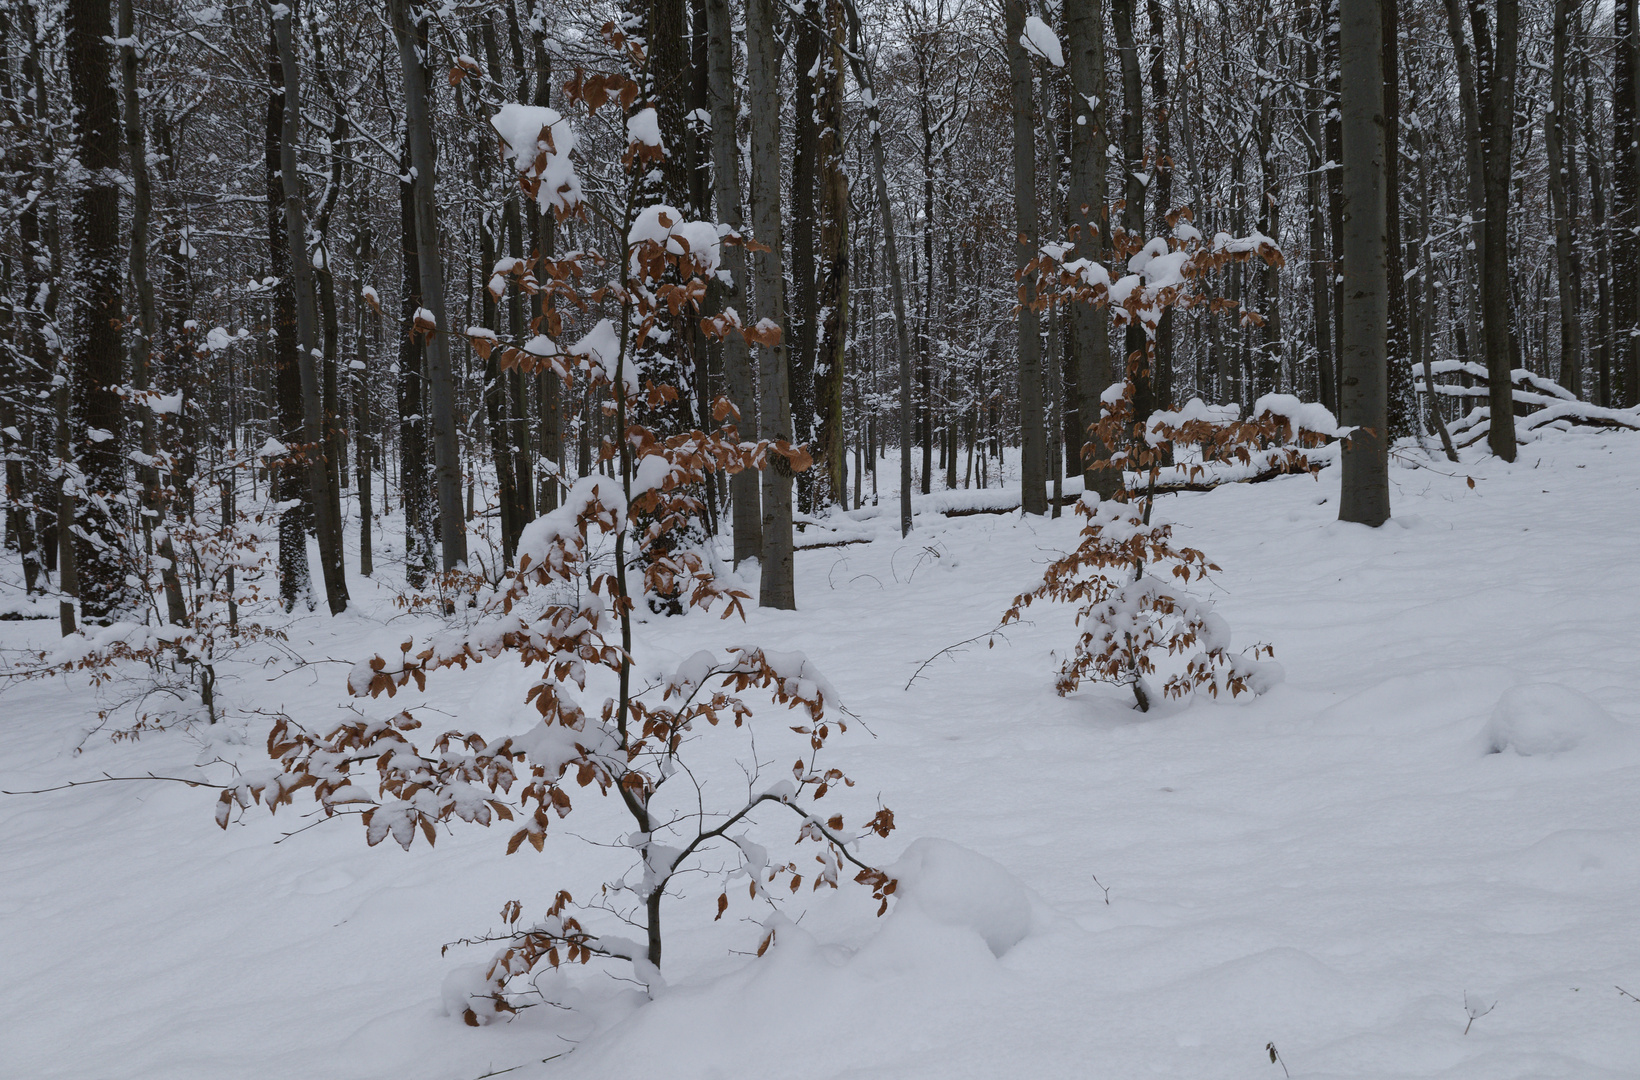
(1463, 991, 1496, 1034)
(1617, 986, 1640, 1003)
(904, 621, 1014, 691)
(1091, 873, 1110, 905)
(1266, 1042, 1289, 1078)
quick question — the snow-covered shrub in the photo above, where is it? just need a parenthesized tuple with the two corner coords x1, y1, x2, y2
(220, 54, 897, 1021)
(20, 438, 282, 729)
(1004, 487, 1279, 711)
(1008, 214, 1311, 711)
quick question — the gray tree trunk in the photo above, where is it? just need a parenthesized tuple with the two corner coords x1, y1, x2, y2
(1614, 0, 1640, 407)
(1111, 0, 1151, 424)
(119, 0, 185, 627)
(1066, 0, 1118, 497)
(1338, 0, 1390, 526)
(1477, 0, 1520, 457)
(704, 0, 762, 564)
(66, 0, 130, 622)
(1007, 0, 1048, 516)
(273, 3, 348, 613)
(1301, 0, 1335, 411)
(1546, 0, 1582, 396)
(746, 0, 795, 608)
(389, 0, 467, 570)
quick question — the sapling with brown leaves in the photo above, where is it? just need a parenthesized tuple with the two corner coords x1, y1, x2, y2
(1006, 215, 1343, 711)
(218, 45, 897, 1023)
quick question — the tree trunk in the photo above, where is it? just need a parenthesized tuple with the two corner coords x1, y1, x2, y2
(746, 0, 795, 608)
(1615, 0, 1640, 407)
(1546, 0, 1582, 397)
(704, 0, 762, 563)
(1112, 0, 1151, 425)
(1146, 0, 1174, 410)
(1338, 0, 1390, 526)
(1477, 0, 1520, 456)
(1302, 0, 1335, 411)
(791, 0, 820, 512)
(267, 20, 312, 611)
(1007, 0, 1048, 516)
(1382, 0, 1412, 436)
(389, 0, 466, 571)
(1066, 0, 1117, 496)
(813, 0, 849, 509)
(1582, 36, 1613, 407)
(119, 0, 185, 627)
(273, 3, 348, 614)
(397, 152, 433, 589)
(67, 0, 129, 623)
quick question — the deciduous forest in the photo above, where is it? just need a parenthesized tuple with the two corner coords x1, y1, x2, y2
(2, 0, 1638, 1075)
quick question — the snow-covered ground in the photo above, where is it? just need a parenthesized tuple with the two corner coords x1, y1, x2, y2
(3, 430, 1639, 1080)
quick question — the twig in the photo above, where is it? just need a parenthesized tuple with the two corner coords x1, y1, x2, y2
(2, 771, 226, 795)
(1266, 1042, 1289, 1078)
(1617, 986, 1639, 1003)
(904, 621, 1012, 691)
(1463, 991, 1496, 1035)
(1091, 873, 1110, 905)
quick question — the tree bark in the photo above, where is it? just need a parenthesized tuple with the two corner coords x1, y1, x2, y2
(267, 20, 311, 610)
(1476, 0, 1520, 456)
(814, 0, 849, 508)
(397, 151, 433, 589)
(1546, 0, 1582, 396)
(67, 0, 129, 622)
(389, 0, 466, 571)
(1302, 0, 1335, 411)
(1065, 0, 1117, 497)
(1007, 0, 1048, 516)
(119, 0, 185, 627)
(791, 0, 820, 511)
(1146, 0, 1174, 410)
(1614, 0, 1640, 407)
(1581, 33, 1613, 407)
(1338, 0, 1390, 525)
(746, 0, 795, 608)
(273, 3, 348, 614)
(704, 0, 761, 563)
(1381, 0, 1412, 436)
(1112, 0, 1151, 426)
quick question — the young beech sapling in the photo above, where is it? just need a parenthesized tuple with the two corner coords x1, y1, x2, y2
(1007, 213, 1342, 710)
(219, 48, 896, 1023)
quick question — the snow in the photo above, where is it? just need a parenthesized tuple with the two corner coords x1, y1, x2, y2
(1251, 392, 1349, 437)
(888, 838, 1034, 958)
(627, 204, 722, 275)
(568, 319, 636, 396)
(625, 107, 663, 148)
(1020, 15, 1064, 67)
(3, 428, 1640, 1080)
(490, 103, 582, 215)
(1479, 683, 1631, 757)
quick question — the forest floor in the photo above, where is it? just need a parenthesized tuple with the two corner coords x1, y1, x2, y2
(3, 427, 1639, 1080)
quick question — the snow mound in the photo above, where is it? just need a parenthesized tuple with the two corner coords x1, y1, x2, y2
(887, 838, 1032, 958)
(1479, 683, 1629, 757)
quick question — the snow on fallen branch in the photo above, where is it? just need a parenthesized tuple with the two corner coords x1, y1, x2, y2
(1417, 365, 1640, 448)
